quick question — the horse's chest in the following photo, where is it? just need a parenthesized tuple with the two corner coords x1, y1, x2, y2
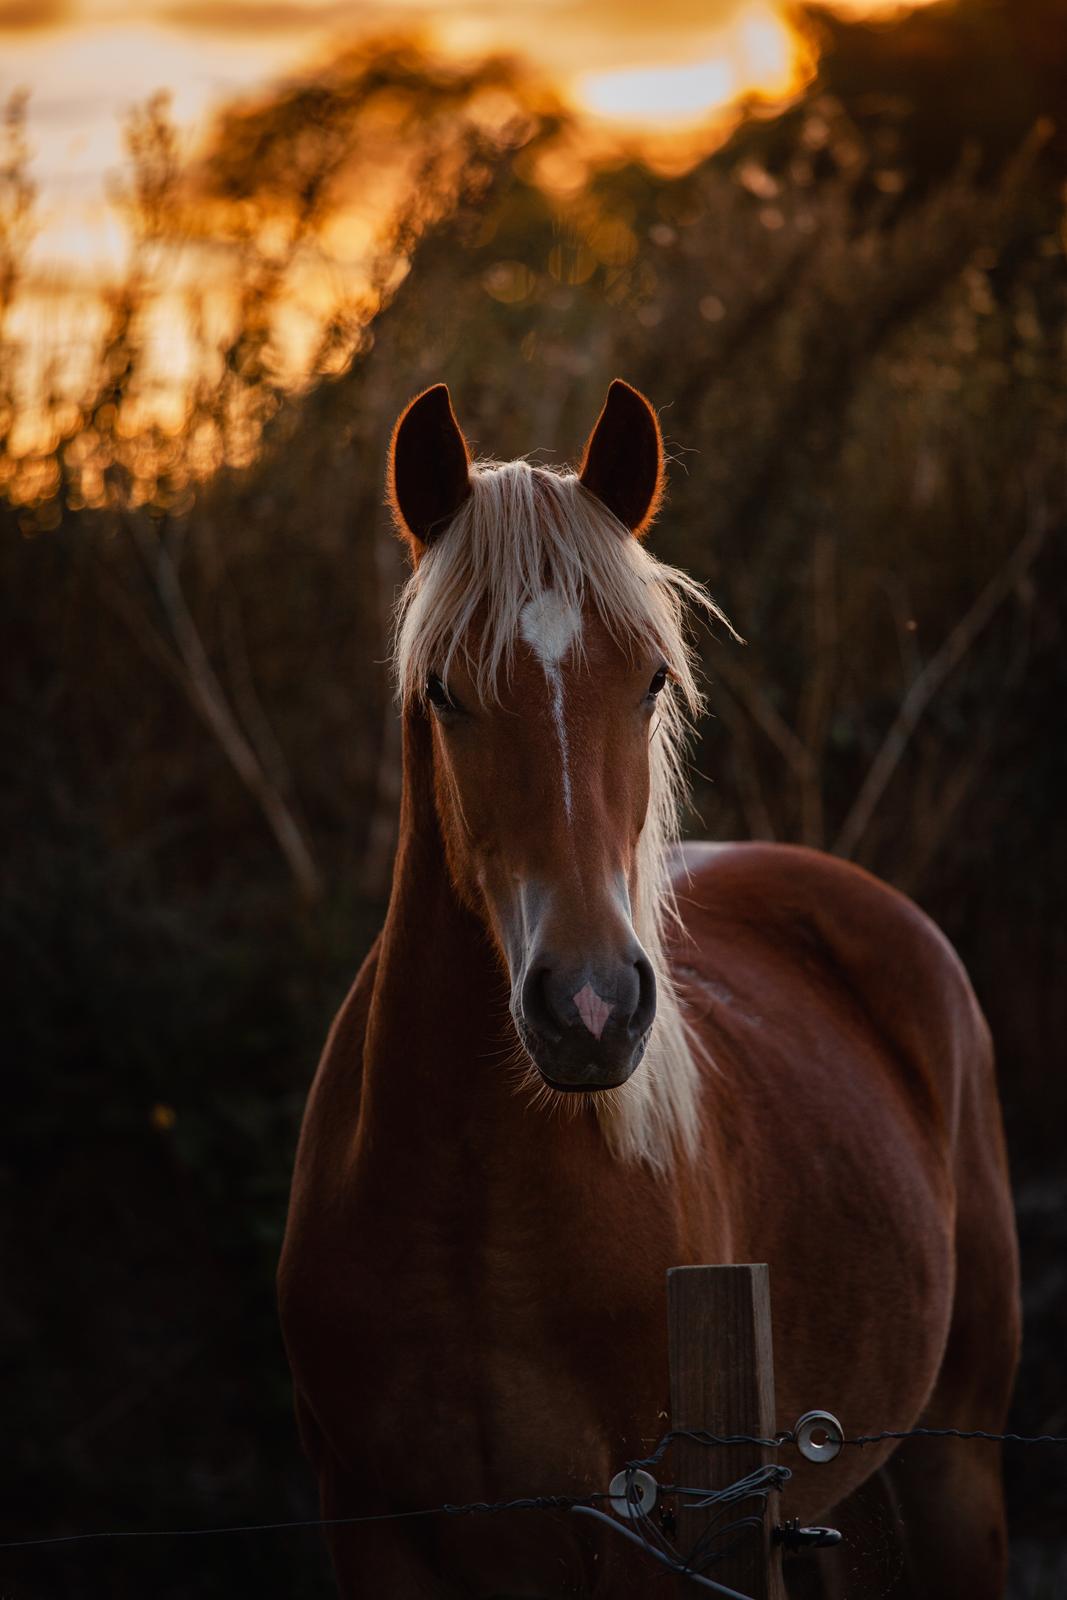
(289, 1197, 672, 1503)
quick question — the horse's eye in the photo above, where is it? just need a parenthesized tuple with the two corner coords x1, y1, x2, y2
(426, 674, 461, 714)
(647, 665, 669, 699)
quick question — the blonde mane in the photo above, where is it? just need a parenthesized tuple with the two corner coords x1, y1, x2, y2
(393, 460, 731, 1172)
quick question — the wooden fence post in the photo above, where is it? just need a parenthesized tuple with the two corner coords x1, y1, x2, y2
(667, 1264, 786, 1599)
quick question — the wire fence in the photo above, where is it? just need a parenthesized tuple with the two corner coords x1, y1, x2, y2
(5, 1417, 1066, 1597)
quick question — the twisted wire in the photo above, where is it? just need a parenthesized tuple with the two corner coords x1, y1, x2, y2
(2, 1421, 1063, 1556)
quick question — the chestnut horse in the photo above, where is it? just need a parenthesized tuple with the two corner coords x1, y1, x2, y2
(278, 381, 1020, 1598)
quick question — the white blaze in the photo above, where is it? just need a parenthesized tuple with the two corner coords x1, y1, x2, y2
(519, 590, 582, 821)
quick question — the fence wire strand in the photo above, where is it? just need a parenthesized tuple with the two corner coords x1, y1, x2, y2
(3, 1422, 1065, 1557)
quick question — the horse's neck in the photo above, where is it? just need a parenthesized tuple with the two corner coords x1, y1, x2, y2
(356, 712, 604, 1179)
(348, 710, 710, 1301)
(359, 723, 504, 1145)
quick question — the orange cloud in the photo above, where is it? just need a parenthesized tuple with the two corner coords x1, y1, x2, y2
(159, 0, 382, 34)
(0, 0, 70, 30)
(152, 0, 775, 71)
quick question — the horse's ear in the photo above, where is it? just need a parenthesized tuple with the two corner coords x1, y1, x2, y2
(578, 380, 664, 537)
(388, 384, 472, 559)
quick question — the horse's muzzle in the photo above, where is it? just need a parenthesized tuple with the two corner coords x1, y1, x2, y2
(516, 954, 656, 1091)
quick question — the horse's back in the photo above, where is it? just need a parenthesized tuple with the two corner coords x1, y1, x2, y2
(670, 839, 994, 1159)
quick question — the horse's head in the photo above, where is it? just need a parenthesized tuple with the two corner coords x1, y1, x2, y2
(389, 382, 722, 1125)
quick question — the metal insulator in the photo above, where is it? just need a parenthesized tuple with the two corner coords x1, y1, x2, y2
(607, 1468, 658, 1519)
(775, 1518, 843, 1551)
(794, 1410, 845, 1463)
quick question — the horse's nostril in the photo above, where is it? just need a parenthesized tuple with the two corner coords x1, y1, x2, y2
(631, 956, 657, 1038)
(521, 966, 562, 1043)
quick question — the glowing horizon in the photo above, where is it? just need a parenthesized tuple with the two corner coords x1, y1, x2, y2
(1, 0, 937, 284)
(577, 2, 801, 128)
(0, 0, 937, 463)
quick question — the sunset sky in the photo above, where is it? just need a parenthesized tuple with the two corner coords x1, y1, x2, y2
(2, 0, 932, 278)
(0, 0, 939, 433)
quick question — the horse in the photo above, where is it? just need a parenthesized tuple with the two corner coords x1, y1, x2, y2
(277, 380, 1020, 1599)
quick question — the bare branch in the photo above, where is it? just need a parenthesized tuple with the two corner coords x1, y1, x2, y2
(708, 683, 778, 842)
(832, 511, 1050, 861)
(709, 647, 814, 784)
(220, 583, 299, 803)
(895, 724, 997, 897)
(798, 532, 837, 848)
(130, 516, 322, 905)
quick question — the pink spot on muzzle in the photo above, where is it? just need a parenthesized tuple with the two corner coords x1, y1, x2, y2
(573, 983, 613, 1041)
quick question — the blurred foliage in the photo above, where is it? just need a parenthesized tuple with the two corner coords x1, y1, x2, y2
(1, 2, 1066, 1595)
